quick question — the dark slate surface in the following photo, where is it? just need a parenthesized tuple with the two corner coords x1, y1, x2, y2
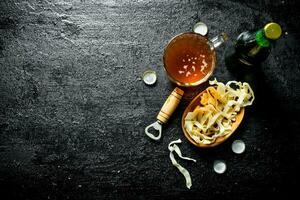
(0, 0, 299, 199)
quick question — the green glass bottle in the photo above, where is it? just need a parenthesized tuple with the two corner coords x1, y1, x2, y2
(225, 22, 282, 68)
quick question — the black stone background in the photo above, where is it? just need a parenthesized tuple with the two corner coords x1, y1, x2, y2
(0, 0, 299, 199)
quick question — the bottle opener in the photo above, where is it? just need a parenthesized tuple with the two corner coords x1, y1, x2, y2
(145, 87, 184, 140)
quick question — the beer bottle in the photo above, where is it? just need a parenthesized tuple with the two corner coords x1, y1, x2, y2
(225, 22, 282, 69)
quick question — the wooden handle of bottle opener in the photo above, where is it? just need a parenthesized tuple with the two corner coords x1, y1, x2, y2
(157, 87, 184, 124)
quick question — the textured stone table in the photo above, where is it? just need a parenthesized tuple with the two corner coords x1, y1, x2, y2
(0, 0, 299, 199)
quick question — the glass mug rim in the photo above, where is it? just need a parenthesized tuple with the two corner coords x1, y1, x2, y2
(163, 32, 216, 87)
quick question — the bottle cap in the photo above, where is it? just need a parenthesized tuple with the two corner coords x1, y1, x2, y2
(232, 140, 246, 154)
(193, 22, 208, 36)
(213, 160, 226, 174)
(142, 70, 157, 85)
(264, 22, 282, 40)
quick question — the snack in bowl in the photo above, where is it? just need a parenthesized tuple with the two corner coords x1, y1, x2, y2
(183, 79, 254, 146)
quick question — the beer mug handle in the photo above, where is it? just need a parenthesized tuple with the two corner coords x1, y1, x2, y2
(209, 32, 229, 49)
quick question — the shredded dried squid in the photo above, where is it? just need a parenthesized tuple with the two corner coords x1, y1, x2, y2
(184, 79, 255, 145)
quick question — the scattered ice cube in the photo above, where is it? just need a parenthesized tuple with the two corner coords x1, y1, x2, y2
(183, 59, 185, 62)
(186, 71, 191, 77)
(178, 70, 185, 74)
(192, 66, 195, 71)
(183, 65, 188, 70)
(192, 61, 196, 64)
(188, 59, 191, 62)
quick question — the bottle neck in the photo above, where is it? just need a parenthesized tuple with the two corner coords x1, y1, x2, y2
(255, 29, 270, 47)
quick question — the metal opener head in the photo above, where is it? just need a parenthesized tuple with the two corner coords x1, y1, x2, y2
(145, 121, 162, 140)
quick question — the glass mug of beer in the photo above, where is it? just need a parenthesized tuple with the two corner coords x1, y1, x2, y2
(163, 32, 228, 87)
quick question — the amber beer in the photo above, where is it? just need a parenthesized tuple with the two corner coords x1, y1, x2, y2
(163, 32, 226, 86)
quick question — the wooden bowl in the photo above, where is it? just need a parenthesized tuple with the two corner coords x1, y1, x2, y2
(181, 88, 245, 148)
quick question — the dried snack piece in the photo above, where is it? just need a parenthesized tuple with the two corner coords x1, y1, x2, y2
(168, 139, 196, 189)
